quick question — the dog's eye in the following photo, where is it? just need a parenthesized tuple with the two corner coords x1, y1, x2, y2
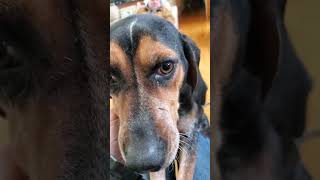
(158, 61, 174, 75)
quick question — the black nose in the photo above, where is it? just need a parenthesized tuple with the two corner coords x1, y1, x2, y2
(124, 136, 165, 172)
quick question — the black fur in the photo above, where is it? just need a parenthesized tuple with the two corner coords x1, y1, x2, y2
(213, 0, 312, 179)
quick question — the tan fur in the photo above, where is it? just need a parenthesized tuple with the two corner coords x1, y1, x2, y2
(177, 147, 197, 180)
(110, 42, 132, 78)
(176, 104, 199, 180)
(150, 169, 166, 180)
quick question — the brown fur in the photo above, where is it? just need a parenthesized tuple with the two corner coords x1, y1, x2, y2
(110, 42, 132, 78)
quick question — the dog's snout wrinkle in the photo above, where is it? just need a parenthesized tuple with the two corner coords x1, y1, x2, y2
(158, 107, 169, 112)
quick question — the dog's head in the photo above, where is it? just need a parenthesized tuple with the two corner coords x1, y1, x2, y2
(0, 1, 107, 179)
(110, 14, 207, 172)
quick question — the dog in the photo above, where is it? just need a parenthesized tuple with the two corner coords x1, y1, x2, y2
(213, 0, 312, 179)
(110, 14, 208, 179)
(0, 0, 107, 179)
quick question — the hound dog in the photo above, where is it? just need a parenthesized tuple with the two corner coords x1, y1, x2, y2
(0, 0, 107, 179)
(110, 14, 208, 179)
(213, 0, 312, 179)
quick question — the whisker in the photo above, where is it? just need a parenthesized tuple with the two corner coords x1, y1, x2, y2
(179, 141, 192, 151)
(178, 145, 189, 156)
(179, 135, 193, 145)
(179, 132, 191, 137)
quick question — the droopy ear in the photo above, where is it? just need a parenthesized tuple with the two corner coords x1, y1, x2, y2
(243, 0, 285, 98)
(180, 33, 200, 94)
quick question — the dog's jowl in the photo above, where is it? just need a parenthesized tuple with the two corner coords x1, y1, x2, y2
(0, 1, 107, 179)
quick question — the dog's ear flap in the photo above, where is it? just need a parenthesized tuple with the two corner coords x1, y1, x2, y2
(244, 0, 287, 98)
(180, 33, 200, 93)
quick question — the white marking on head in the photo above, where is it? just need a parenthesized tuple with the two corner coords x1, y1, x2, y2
(129, 18, 138, 46)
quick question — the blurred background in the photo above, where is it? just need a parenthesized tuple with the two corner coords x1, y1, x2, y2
(286, 1, 320, 179)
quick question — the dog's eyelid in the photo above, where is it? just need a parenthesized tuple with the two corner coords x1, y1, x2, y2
(157, 57, 178, 64)
(151, 59, 176, 73)
(152, 58, 177, 70)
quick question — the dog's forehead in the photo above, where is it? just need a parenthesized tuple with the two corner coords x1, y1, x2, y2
(111, 15, 182, 56)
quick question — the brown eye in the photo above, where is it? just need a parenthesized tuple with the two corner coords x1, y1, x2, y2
(158, 61, 174, 75)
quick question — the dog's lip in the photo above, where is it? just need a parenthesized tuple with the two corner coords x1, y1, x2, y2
(126, 164, 162, 173)
(145, 166, 162, 172)
(110, 109, 125, 163)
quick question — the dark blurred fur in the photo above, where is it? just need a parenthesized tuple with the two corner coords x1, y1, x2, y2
(213, 0, 312, 179)
(0, 1, 107, 179)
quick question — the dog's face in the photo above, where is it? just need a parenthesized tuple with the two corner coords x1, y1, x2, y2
(0, 1, 107, 179)
(110, 15, 201, 172)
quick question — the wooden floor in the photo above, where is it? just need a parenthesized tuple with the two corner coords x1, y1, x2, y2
(179, 10, 211, 121)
